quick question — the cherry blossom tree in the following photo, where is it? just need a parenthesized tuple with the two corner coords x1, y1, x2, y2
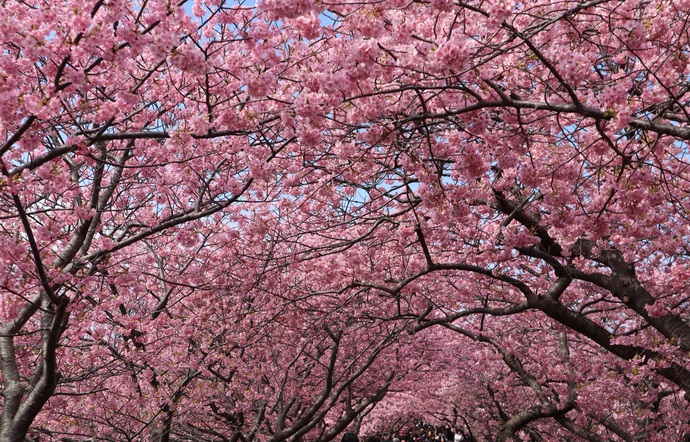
(254, 0, 690, 439)
(0, 0, 339, 438)
(2, 0, 690, 440)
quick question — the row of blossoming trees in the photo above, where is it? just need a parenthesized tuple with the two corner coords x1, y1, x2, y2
(1, 0, 690, 440)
